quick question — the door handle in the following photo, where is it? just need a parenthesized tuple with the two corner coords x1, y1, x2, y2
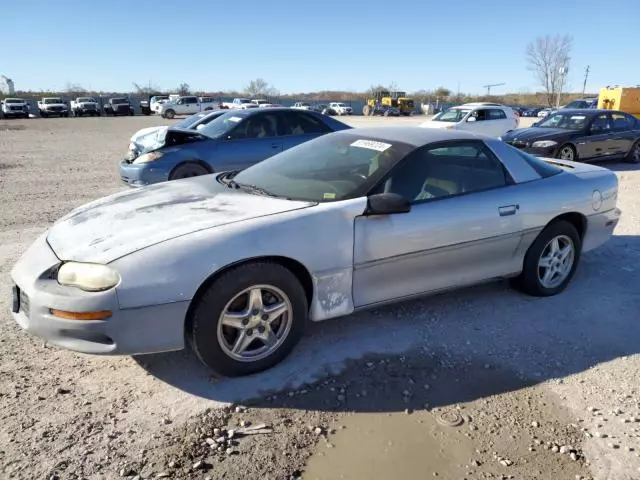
(271, 143, 279, 148)
(498, 204, 519, 216)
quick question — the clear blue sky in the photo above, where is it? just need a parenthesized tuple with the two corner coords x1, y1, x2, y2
(2, 0, 638, 95)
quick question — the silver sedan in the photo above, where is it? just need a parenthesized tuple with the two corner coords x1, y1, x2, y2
(10, 127, 621, 376)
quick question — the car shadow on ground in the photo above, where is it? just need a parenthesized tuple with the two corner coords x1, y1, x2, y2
(134, 234, 640, 413)
(596, 159, 639, 172)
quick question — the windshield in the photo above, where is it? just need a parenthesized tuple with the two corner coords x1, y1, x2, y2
(44, 98, 63, 104)
(5, 99, 23, 104)
(77, 97, 96, 103)
(174, 110, 225, 130)
(563, 100, 589, 109)
(434, 108, 471, 122)
(238, 99, 251, 103)
(536, 112, 589, 130)
(151, 96, 168, 102)
(112, 98, 129, 104)
(196, 110, 249, 138)
(231, 132, 413, 202)
(335, 103, 346, 107)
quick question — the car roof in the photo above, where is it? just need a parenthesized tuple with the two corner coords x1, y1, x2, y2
(556, 108, 619, 115)
(333, 126, 487, 147)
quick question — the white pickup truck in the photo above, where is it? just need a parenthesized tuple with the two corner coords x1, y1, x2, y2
(1, 98, 30, 118)
(70, 96, 101, 117)
(328, 102, 352, 116)
(291, 102, 312, 110)
(157, 95, 218, 119)
(221, 98, 259, 110)
(38, 97, 69, 118)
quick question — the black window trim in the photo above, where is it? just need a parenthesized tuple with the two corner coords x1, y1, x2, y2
(365, 139, 516, 205)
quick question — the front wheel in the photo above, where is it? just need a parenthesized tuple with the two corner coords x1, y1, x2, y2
(557, 144, 576, 161)
(169, 162, 210, 180)
(512, 220, 581, 297)
(189, 262, 308, 377)
(626, 140, 640, 163)
(163, 109, 175, 119)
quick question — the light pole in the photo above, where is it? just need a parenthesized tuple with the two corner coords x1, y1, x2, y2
(556, 66, 568, 108)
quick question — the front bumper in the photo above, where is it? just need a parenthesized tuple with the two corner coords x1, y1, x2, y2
(3, 110, 28, 117)
(119, 159, 169, 187)
(504, 143, 558, 157)
(10, 232, 187, 355)
(42, 108, 68, 116)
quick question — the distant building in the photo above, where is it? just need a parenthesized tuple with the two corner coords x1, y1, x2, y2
(0, 75, 15, 94)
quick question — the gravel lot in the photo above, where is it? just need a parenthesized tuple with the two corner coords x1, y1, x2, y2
(0, 114, 639, 480)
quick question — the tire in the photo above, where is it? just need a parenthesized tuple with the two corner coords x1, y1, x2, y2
(40, 112, 47, 118)
(164, 109, 175, 119)
(189, 261, 308, 377)
(626, 140, 640, 164)
(512, 220, 581, 297)
(557, 144, 576, 161)
(169, 162, 210, 180)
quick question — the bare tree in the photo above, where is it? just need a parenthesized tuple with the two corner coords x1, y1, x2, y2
(65, 82, 87, 96)
(132, 82, 162, 94)
(434, 86, 451, 98)
(177, 82, 191, 95)
(388, 81, 399, 92)
(526, 35, 572, 106)
(245, 78, 277, 97)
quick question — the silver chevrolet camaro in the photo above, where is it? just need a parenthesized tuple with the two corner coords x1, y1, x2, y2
(10, 127, 621, 376)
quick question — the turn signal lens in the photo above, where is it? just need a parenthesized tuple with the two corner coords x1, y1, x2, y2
(50, 309, 112, 320)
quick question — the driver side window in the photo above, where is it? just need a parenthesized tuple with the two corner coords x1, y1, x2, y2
(591, 114, 611, 132)
(378, 141, 508, 202)
(228, 114, 278, 140)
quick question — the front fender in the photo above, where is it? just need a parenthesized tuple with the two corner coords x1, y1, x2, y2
(111, 198, 368, 320)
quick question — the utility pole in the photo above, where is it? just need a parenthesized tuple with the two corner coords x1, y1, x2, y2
(556, 66, 568, 108)
(582, 65, 590, 96)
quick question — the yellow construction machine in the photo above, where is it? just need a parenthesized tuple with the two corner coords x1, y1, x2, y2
(363, 90, 415, 116)
(598, 86, 640, 118)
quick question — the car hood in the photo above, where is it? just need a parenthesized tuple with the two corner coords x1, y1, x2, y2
(502, 127, 575, 142)
(46, 177, 315, 264)
(130, 126, 168, 143)
(420, 120, 454, 129)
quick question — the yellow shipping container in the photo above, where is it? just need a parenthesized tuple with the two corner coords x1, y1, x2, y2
(598, 87, 640, 118)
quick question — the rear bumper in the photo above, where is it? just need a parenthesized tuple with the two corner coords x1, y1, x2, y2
(583, 208, 622, 253)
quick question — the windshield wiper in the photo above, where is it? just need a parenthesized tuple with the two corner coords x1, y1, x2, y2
(227, 179, 279, 198)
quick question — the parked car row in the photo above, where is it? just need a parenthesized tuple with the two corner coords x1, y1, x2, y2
(11, 109, 623, 376)
(0, 96, 138, 118)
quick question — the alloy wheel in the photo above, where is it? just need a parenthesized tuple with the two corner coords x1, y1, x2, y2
(537, 235, 575, 289)
(217, 285, 292, 362)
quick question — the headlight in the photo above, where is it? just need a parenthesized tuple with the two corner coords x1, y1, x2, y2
(57, 262, 120, 292)
(132, 151, 164, 164)
(531, 140, 558, 148)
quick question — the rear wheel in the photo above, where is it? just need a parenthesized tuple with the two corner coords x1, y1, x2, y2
(626, 140, 640, 163)
(511, 220, 581, 297)
(169, 162, 210, 180)
(189, 262, 308, 376)
(557, 144, 576, 161)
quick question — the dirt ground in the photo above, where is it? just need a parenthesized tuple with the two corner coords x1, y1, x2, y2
(1, 114, 639, 480)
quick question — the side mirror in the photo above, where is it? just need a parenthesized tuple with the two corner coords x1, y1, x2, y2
(364, 193, 411, 216)
(467, 116, 476, 122)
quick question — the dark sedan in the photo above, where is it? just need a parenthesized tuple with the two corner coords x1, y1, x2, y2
(120, 107, 352, 186)
(501, 109, 640, 163)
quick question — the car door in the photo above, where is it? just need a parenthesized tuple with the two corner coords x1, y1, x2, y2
(278, 111, 333, 150)
(352, 140, 524, 307)
(212, 112, 283, 171)
(576, 113, 613, 159)
(608, 112, 637, 156)
(486, 108, 511, 137)
(461, 108, 491, 135)
(184, 96, 199, 115)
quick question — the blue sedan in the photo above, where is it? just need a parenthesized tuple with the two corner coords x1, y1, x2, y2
(120, 107, 352, 186)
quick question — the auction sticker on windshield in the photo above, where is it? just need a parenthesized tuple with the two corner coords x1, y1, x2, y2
(229, 116, 243, 122)
(570, 116, 586, 120)
(351, 139, 392, 152)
